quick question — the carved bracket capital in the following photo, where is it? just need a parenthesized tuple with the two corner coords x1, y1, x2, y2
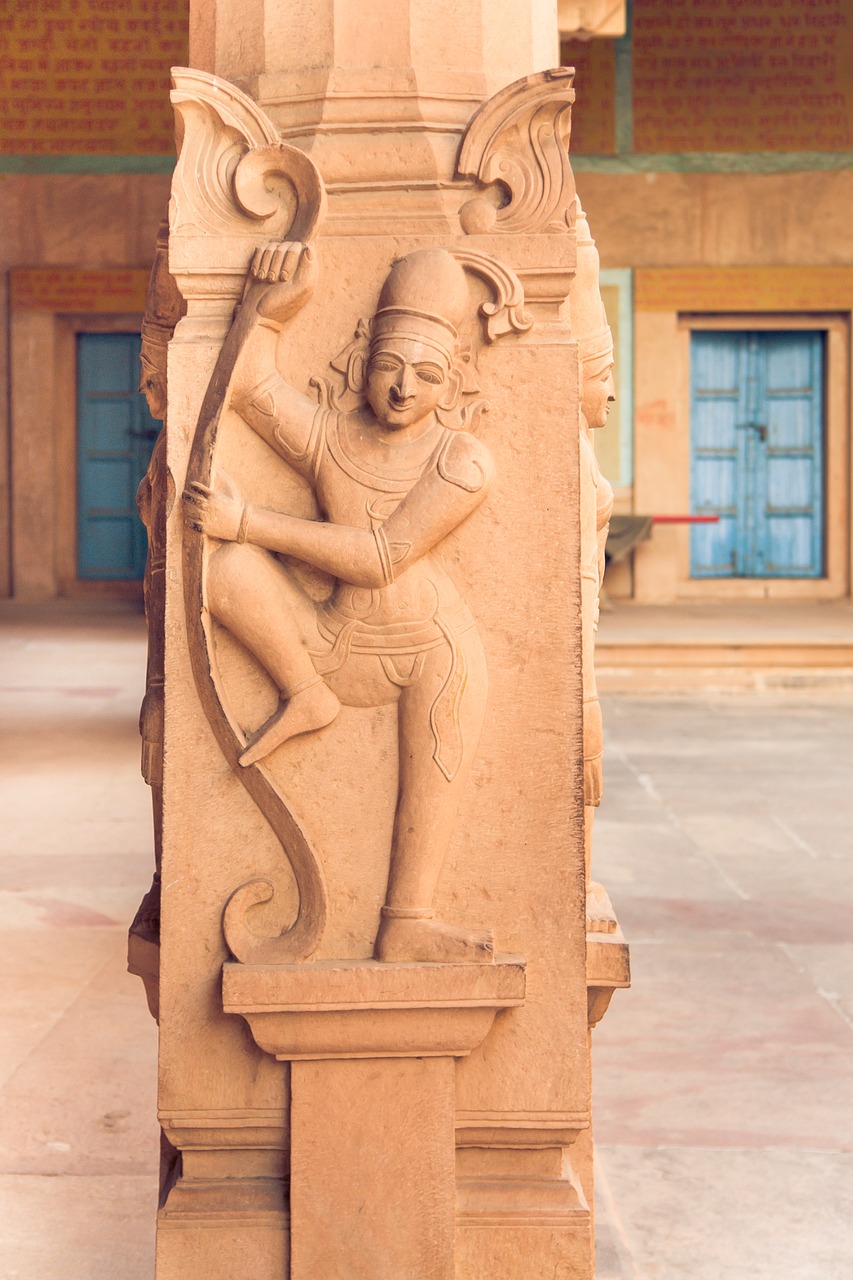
(456, 69, 577, 237)
(586, 922, 631, 1029)
(168, 68, 327, 304)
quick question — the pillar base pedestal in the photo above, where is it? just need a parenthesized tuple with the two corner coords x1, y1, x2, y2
(223, 957, 525, 1279)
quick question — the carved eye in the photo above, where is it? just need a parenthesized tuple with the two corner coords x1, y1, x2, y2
(371, 359, 398, 374)
(416, 368, 443, 385)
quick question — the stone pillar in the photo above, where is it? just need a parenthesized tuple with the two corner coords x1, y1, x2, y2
(152, 4, 627, 1277)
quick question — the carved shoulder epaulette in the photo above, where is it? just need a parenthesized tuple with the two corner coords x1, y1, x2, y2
(436, 432, 494, 494)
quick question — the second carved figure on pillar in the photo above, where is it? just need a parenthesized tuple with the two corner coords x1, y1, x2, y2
(184, 242, 497, 965)
(570, 199, 617, 932)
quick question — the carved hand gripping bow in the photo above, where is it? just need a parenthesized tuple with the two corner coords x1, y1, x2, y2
(182, 140, 328, 964)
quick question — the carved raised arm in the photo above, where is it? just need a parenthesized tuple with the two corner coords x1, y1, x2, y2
(229, 239, 322, 464)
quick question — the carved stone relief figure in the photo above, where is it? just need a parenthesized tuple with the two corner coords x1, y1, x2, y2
(183, 239, 526, 965)
(126, 216, 185, 1204)
(127, 216, 185, 1018)
(569, 199, 616, 929)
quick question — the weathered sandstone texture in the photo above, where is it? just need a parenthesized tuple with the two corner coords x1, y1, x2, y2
(132, 6, 629, 1275)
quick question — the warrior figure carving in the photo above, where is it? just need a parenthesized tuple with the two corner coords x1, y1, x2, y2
(128, 216, 185, 1017)
(183, 243, 496, 964)
(571, 200, 616, 928)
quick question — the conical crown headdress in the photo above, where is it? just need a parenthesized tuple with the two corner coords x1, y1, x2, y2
(372, 249, 471, 359)
(569, 197, 613, 369)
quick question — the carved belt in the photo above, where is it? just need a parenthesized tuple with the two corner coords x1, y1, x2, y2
(314, 597, 475, 657)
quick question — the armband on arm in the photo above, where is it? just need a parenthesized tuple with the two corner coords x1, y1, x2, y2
(233, 373, 327, 482)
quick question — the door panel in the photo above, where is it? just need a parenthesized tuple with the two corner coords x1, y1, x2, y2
(690, 332, 744, 576)
(690, 330, 824, 579)
(77, 333, 159, 580)
(761, 332, 823, 578)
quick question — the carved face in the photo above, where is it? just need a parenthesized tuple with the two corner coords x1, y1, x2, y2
(581, 362, 615, 431)
(366, 337, 451, 431)
(139, 352, 167, 421)
(140, 374, 167, 421)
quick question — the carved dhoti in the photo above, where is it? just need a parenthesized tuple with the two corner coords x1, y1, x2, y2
(311, 597, 477, 782)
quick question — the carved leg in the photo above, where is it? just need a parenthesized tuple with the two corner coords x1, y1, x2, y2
(375, 629, 492, 964)
(205, 542, 340, 761)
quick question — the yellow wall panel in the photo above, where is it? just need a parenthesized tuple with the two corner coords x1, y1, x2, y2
(633, 0, 853, 153)
(0, 0, 189, 155)
(635, 266, 853, 312)
(11, 267, 149, 312)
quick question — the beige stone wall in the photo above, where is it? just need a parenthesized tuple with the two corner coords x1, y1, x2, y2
(578, 169, 853, 602)
(581, 171, 853, 270)
(0, 173, 170, 598)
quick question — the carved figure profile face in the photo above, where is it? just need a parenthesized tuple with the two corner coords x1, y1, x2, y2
(139, 351, 167, 421)
(581, 360, 615, 431)
(366, 336, 453, 430)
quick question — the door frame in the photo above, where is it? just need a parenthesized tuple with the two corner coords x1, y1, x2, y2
(675, 312, 849, 601)
(8, 265, 150, 600)
(54, 314, 147, 599)
(688, 325, 826, 583)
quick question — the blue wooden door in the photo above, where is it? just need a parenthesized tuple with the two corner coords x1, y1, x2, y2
(77, 333, 159, 580)
(690, 331, 824, 578)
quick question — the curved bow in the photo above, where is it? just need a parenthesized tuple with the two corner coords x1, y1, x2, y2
(182, 142, 328, 964)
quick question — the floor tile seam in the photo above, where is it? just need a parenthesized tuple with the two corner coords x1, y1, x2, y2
(595, 1142, 853, 1155)
(616, 925, 804, 941)
(607, 742, 752, 902)
(635, 787, 828, 897)
(620, 928, 853, 948)
(607, 892, 847, 918)
(778, 942, 853, 1035)
(595, 1152, 645, 1280)
(0, 933, 128, 1093)
(771, 815, 819, 860)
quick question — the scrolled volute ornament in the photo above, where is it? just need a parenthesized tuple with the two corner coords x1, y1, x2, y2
(457, 68, 577, 236)
(170, 68, 327, 241)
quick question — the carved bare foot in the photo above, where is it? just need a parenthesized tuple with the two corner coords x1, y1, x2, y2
(239, 681, 340, 767)
(375, 912, 494, 964)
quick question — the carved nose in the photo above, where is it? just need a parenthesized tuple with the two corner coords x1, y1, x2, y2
(393, 366, 417, 401)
